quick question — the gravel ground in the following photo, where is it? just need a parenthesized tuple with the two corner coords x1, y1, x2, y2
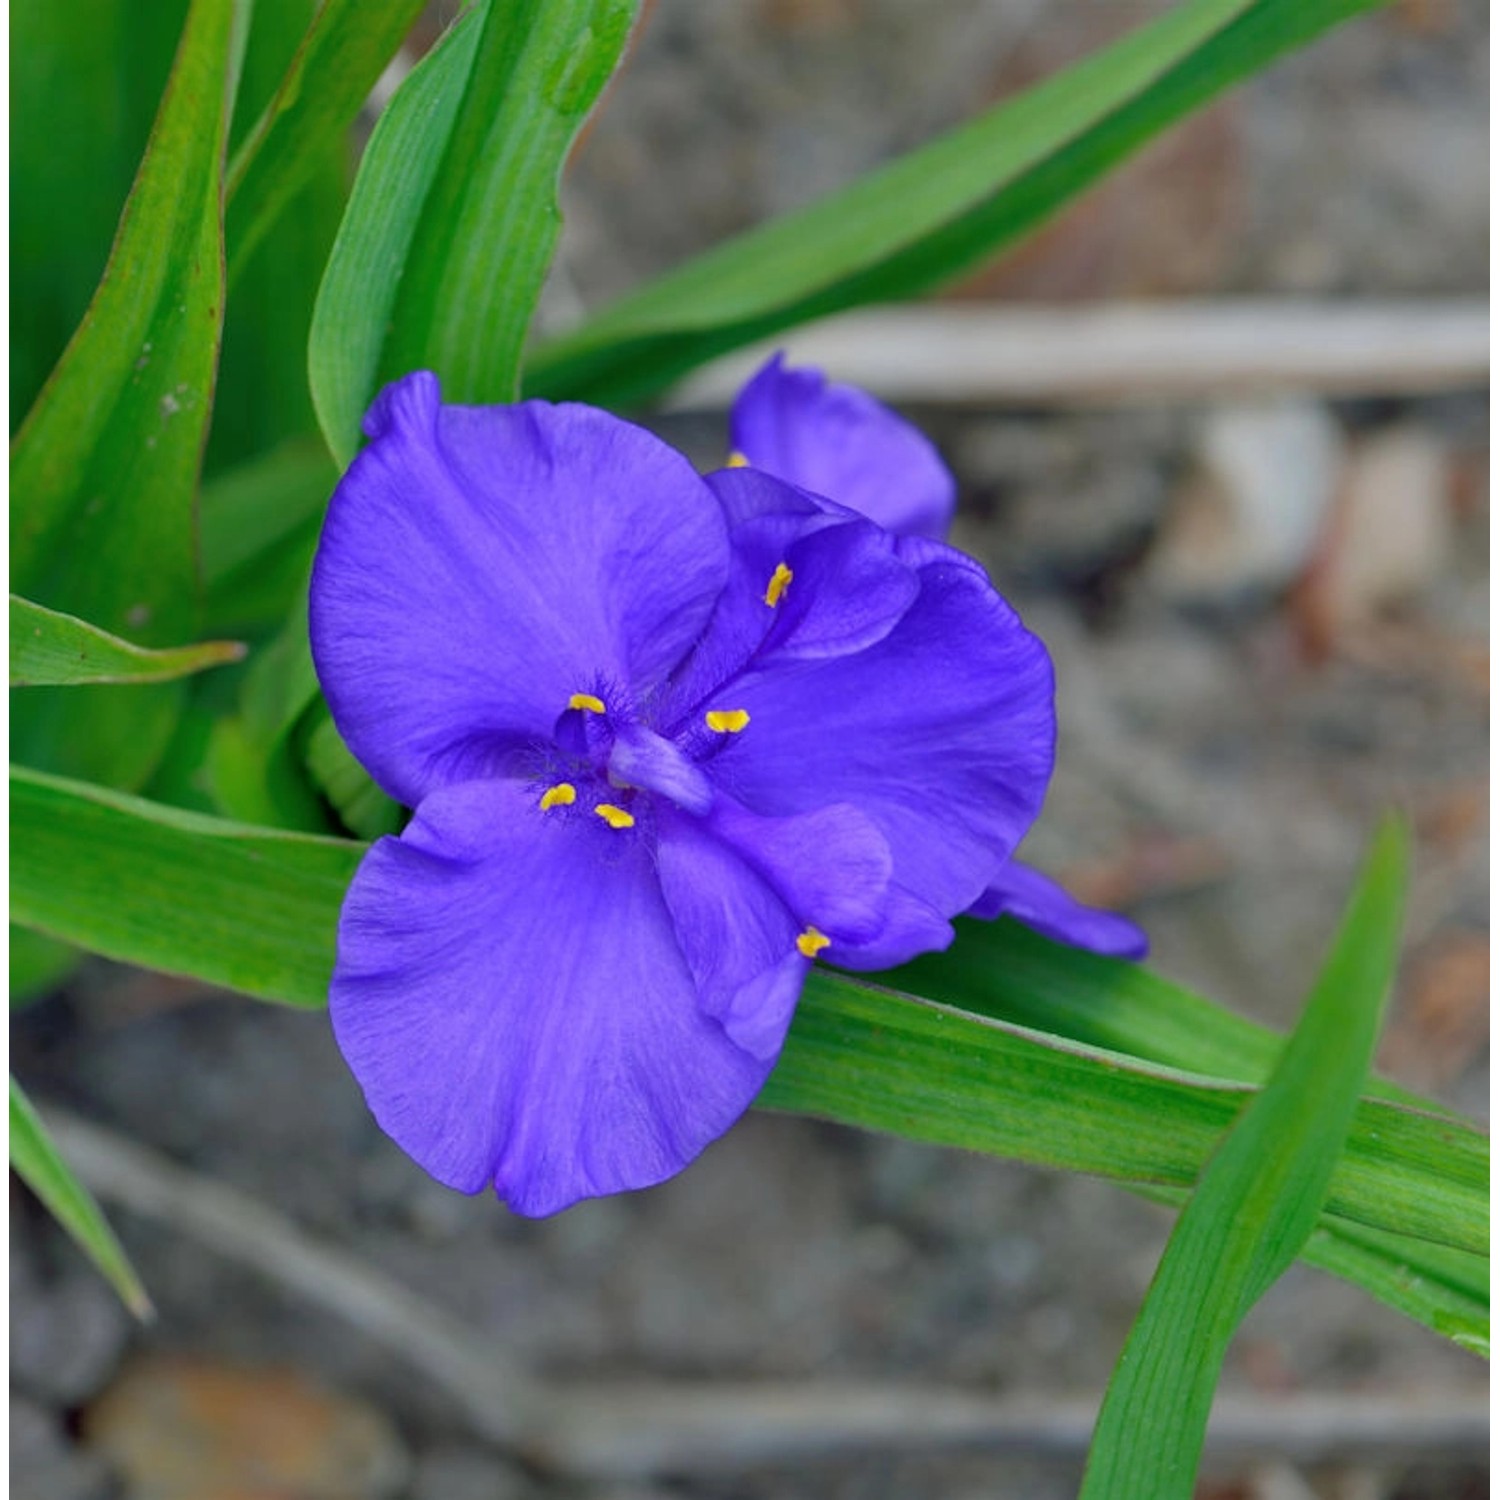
(12, 2, 1488, 1497)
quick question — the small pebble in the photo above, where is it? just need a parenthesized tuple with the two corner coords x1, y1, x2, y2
(12, 1396, 114, 1500)
(10, 1229, 131, 1405)
(81, 1354, 409, 1500)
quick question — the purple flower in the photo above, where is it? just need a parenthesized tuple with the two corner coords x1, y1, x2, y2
(728, 353, 1148, 961)
(311, 372, 1055, 1215)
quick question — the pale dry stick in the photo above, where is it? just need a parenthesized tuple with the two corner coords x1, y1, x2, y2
(665, 300, 1489, 410)
(47, 1109, 1488, 1479)
(530, 1383, 1490, 1477)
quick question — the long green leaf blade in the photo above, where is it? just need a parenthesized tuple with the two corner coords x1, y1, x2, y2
(1299, 1220, 1489, 1358)
(199, 441, 337, 633)
(11, 928, 80, 1008)
(1130, 1180, 1489, 1354)
(208, 0, 346, 474)
(310, 0, 638, 466)
(773, 974, 1485, 1257)
(377, 0, 637, 401)
(11, 0, 246, 789)
(11, 765, 360, 1006)
(205, 591, 330, 831)
(10, 1076, 152, 1319)
(10, 0, 189, 424)
(11, 766, 1484, 1276)
(226, 0, 429, 280)
(1080, 821, 1407, 1498)
(925, 917, 1484, 1343)
(10, 0, 242, 637)
(11, 595, 245, 688)
(525, 0, 1381, 407)
(308, 7, 486, 466)
(891, 914, 1444, 1114)
(303, 708, 404, 837)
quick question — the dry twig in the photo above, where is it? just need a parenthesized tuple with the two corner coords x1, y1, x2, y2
(666, 300, 1488, 409)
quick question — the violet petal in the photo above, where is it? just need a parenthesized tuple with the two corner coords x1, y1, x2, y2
(311, 373, 729, 807)
(730, 352, 956, 538)
(330, 778, 771, 1216)
(712, 542, 1055, 936)
(968, 860, 1150, 960)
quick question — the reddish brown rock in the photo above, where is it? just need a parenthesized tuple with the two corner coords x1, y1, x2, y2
(81, 1355, 408, 1500)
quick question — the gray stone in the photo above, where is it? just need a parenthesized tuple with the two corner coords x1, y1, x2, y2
(10, 1225, 132, 1405)
(11, 1396, 115, 1500)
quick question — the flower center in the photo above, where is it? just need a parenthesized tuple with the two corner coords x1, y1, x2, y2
(539, 688, 750, 822)
(536, 688, 840, 968)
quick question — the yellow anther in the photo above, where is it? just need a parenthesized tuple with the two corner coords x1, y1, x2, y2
(726, 450, 750, 468)
(539, 783, 576, 810)
(568, 692, 606, 714)
(704, 708, 751, 734)
(796, 926, 831, 959)
(594, 802, 636, 830)
(764, 561, 793, 607)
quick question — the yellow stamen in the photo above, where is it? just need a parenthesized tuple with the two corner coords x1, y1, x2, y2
(726, 451, 750, 468)
(568, 692, 606, 714)
(796, 926, 831, 959)
(764, 561, 793, 607)
(594, 802, 635, 830)
(539, 783, 576, 810)
(704, 708, 751, 734)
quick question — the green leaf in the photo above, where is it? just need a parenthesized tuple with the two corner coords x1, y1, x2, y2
(139, 686, 233, 816)
(308, 5, 485, 466)
(1080, 821, 1407, 1498)
(772, 972, 1485, 1258)
(11, 0, 244, 636)
(11, 765, 360, 1006)
(209, 161, 345, 473)
(11, 0, 248, 788)
(10, 928, 80, 1009)
(1300, 1219, 1488, 1357)
(1132, 1180, 1488, 1356)
(888, 918, 1464, 1344)
(10, 0, 189, 425)
(10, 1076, 152, 1319)
(208, 0, 349, 473)
(525, 0, 1381, 407)
(303, 708, 404, 838)
(378, 0, 638, 400)
(11, 771, 1481, 1350)
(11, 595, 245, 688)
(13, 764, 1483, 1275)
(206, 591, 330, 831)
(199, 441, 336, 634)
(891, 916, 1480, 1340)
(891, 914, 1445, 1115)
(310, 0, 639, 466)
(225, 0, 428, 282)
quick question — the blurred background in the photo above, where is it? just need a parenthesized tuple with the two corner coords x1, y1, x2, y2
(12, 2, 1488, 1497)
